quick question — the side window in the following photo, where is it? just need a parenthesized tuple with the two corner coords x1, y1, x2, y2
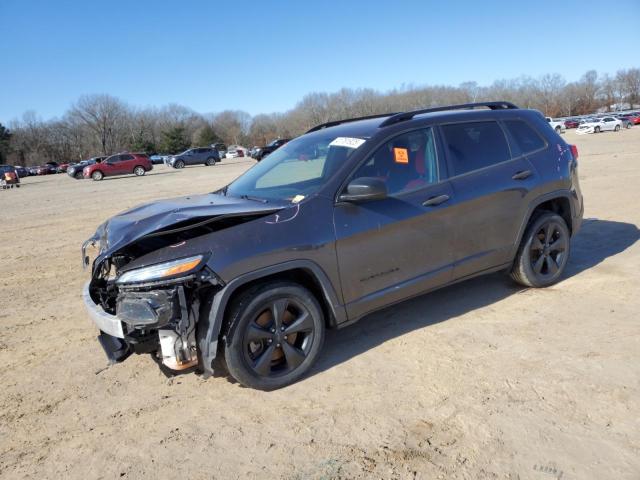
(120, 154, 134, 161)
(107, 155, 120, 163)
(441, 121, 510, 176)
(351, 128, 439, 196)
(503, 120, 546, 157)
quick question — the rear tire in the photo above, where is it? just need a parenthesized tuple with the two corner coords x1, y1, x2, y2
(511, 212, 571, 288)
(133, 166, 145, 176)
(91, 170, 103, 181)
(223, 282, 325, 390)
(205, 157, 216, 166)
(614, 125, 620, 132)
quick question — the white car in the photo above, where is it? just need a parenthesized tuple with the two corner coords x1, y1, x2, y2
(545, 117, 566, 134)
(576, 116, 623, 135)
(225, 145, 248, 158)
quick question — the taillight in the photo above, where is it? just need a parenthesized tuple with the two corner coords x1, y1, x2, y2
(570, 144, 578, 160)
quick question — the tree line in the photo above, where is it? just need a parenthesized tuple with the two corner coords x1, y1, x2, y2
(1, 67, 638, 166)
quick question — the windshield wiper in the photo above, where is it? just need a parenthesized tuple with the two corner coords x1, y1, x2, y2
(240, 194, 269, 203)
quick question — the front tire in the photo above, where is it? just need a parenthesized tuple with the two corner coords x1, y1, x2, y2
(511, 212, 571, 288)
(594, 126, 601, 133)
(91, 170, 104, 181)
(223, 282, 325, 390)
(174, 160, 185, 169)
(555, 126, 561, 134)
(75, 172, 83, 179)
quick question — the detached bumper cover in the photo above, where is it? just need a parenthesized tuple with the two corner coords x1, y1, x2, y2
(82, 282, 125, 338)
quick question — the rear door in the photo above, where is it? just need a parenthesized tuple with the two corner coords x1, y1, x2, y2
(602, 117, 616, 131)
(118, 154, 135, 174)
(334, 126, 455, 319)
(440, 119, 538, 280)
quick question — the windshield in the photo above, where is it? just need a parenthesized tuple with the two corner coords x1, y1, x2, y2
(226, 133, 365, 201)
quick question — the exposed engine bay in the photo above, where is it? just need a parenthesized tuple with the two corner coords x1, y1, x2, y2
(83, 193, 284, 374)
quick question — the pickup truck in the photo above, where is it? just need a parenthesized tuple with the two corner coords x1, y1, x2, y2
(546, 117, 566, 134)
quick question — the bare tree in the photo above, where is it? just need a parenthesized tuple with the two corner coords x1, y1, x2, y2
(68, 94, 129, 154)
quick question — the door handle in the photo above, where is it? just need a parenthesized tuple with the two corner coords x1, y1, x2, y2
(512, 170, 532, 180)
(422, 194, 450, 207)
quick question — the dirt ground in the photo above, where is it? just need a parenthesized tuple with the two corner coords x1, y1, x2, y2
(1, 129, 639, 480)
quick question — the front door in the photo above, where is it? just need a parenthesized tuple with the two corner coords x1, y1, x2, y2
(334, 127, 456, 320)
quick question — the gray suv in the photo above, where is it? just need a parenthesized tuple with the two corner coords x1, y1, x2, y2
(166, 147, 220, 169)
(83, 101, 583, 390)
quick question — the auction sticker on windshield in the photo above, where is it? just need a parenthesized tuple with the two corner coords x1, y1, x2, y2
(329, 137, 366, 149)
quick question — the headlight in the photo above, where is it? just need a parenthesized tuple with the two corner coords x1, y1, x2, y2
(116, 255, 204, 284)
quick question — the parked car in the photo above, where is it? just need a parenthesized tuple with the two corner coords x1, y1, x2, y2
(212, 143, 227, 159)
(27, 166, 39, 176)
(166, 147, 220, 169)
(82, 101, 583, 390)
(225, 145, 248, 159)
(616, 115, 634, 129)
(36, 163, 57, 175)
(13, 166, 29, 178)
(576, 116, 623, 134)
(253, 138, 290, 161)
(56, 163, 70, 173)
(626, 113, 640, 125)
(564, 118, 580, 129)
(0, 165, 20, 188)
(545, 117, 566, 134)
(149, 155, 169, 165)
(83, 153, 152, 181)
(67, 157, 106, 179)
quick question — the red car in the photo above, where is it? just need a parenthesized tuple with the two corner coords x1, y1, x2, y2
(83, 153, 153, 181)
(564, 118, 580, 129)
(628, 113, 640, 125)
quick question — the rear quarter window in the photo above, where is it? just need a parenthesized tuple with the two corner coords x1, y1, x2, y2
(441, 121, 511, 176)
(503, 119, 546, 157)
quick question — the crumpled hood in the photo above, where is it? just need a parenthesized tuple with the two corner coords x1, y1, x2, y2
(89, 193, 283, 264)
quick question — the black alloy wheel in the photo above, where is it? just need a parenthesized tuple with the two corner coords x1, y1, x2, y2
(223, 282, 325, 390)
(511, 212, 571, 288)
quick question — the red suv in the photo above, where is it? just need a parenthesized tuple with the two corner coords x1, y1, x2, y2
(83, 153, 152, 181)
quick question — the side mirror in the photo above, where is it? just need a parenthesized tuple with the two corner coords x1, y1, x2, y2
(339, 177, 387, 203)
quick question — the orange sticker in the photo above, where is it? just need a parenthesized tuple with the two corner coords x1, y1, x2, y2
(393, 147, 409, 164)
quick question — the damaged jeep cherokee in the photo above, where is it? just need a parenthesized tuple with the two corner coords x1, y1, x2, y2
(82, 101, 583, 390)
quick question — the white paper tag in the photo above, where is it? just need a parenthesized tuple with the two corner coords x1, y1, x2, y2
(329, 137, 366, 149)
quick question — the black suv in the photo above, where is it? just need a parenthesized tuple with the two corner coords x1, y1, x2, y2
(82, 102, 583, 390)
(254, 138, 290, 161)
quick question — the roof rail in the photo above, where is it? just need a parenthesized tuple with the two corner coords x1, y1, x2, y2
(378, 101, 519, 128)
(305, 112, 399, 134)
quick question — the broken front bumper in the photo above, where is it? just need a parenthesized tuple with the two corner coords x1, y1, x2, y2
(82, 282, 124, 339)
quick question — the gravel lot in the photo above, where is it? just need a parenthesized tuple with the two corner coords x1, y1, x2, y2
(1, 130, 639, 479)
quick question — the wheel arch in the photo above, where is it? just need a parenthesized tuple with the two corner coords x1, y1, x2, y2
(197, 260, 346, 377)
(511, 191, 575, 259)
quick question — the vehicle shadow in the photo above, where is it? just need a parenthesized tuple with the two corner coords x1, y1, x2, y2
(311, 218, 639, 377)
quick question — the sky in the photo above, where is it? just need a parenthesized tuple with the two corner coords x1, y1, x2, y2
(1, 0, 638, 122)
